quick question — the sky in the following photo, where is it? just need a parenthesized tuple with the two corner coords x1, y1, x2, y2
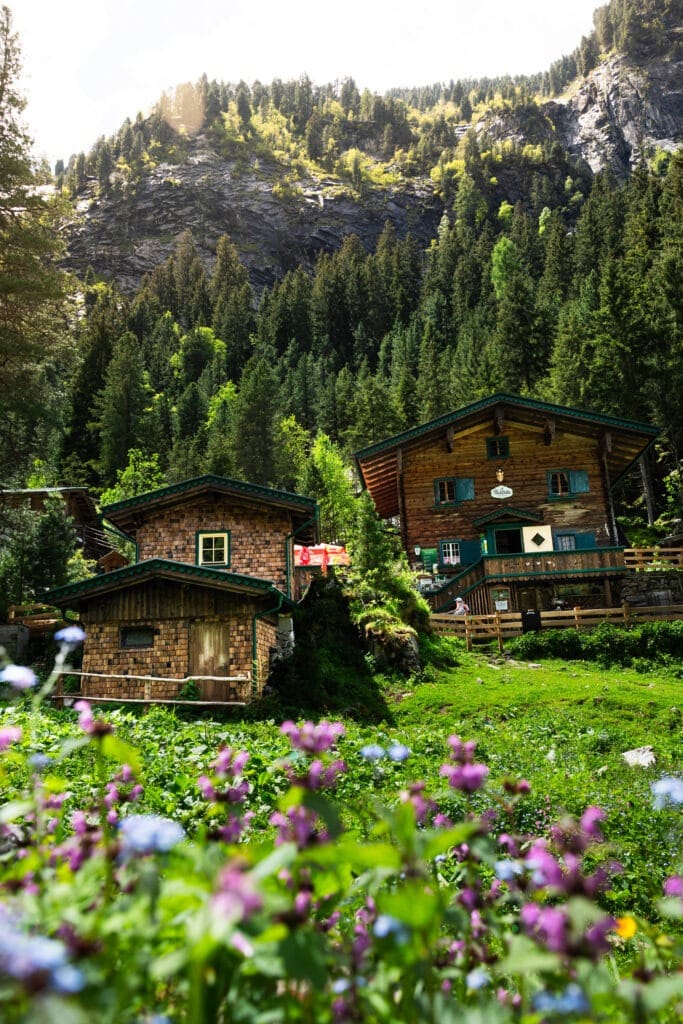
(14, 0, 602, 168)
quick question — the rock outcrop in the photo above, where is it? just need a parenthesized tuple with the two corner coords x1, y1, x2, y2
(63, 144, 443, 293)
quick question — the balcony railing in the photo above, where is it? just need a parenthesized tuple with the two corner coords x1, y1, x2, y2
(483, 546, 627, 580)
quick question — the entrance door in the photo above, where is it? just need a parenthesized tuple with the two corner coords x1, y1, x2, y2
(189, 621, 230, 700)
(493, 528, 523, 554)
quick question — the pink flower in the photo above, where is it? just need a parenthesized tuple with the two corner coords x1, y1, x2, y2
(0, 726, 22, 751)
(440, 761, 489, 792)
(664, 875, 683, 898)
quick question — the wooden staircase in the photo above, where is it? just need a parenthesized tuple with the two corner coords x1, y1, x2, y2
(425, 560, 487, 613)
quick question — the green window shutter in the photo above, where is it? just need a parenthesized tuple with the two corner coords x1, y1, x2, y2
(422, 547, 438, 569)
(574, 531, 596, 549)
(569, 470, 590, 494)
(456, 477, 475, 501)
(433, 480, 442, 504)
(459, 539, 482, 563)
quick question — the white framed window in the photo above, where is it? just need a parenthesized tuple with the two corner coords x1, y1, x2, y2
(197, 531, 230, 566)
(556, 534, 577, 551)
(440, 540, 461, 566)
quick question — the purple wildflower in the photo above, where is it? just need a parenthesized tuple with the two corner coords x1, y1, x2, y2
(0, 918, 85, 994)
(270, 805, 326, 848)
(280, 719, 345, 754)
(0, 665, 38, 690)
(520, 903, 568, 953)
(664, 875, 683, 898)
(440, 761, 489, 792)
(211, 863, 263, 923)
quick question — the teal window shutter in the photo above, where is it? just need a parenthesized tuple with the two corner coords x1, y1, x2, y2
(569, 470, 590, 493)
(456, 477, 475, 501)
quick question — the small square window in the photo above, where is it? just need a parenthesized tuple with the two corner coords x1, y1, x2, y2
(556, 534, 577, 551)
(440, 540, 461, 565)
(486, 436, 509, 459)
(434, 478, 475, 505)
(121, 626, 155, 649)
(197, 531, 230, 566)
(549, 471, 570, 496)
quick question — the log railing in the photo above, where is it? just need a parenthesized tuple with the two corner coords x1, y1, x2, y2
(51, 669, 250, 707)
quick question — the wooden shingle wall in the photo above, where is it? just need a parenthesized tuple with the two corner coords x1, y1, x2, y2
(135, 497, 293, 591)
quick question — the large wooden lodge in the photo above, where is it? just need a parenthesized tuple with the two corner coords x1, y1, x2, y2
(354, 394, 659, 614)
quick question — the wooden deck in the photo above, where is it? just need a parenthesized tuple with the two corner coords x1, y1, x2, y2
(431, 603, 683, 651)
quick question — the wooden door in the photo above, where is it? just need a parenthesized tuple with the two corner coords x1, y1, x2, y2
(189, 621, 230, 700)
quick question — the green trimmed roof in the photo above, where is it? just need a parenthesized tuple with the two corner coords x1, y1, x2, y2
(46, 558, 292, 610)
(101, 475, 318, 543)
(354, 392, 659, 520)
(472, 507, 544, 527)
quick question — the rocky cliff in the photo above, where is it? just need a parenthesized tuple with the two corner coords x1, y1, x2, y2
(478, 51, 683, 176)
(61, 50, 682, 294)
(64, 146, 442, 294)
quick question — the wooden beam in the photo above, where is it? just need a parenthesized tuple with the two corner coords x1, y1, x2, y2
(543, 419, 555, 446)
(445, 426, 454, 452)
(493, 405, 505, 435)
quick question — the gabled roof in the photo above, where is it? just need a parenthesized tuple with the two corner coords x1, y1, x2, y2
(101, 475, 318, 543)
(472, 507, 544, 527)
(354, 393, 659, 520)
(46, 558, 293, 611)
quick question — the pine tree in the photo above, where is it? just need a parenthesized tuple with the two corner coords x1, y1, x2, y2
(95, 332, 152, 485)
(0, 6, 70, 479)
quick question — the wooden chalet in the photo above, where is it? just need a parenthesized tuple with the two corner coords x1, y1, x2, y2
(0, 487, 112, 561)
(354, 394, 659, 614)
(46, 476, 318, 703)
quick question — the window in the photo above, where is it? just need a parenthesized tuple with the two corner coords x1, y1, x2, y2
(547, 469, 590, 499)
(434, 477, 475, 505)
(440, 540, 461, 566)
(197, 531, 230, 566)
(486, 436, 509, 459)
(120, 626, 155, 649)
(555, 534, 577, 551)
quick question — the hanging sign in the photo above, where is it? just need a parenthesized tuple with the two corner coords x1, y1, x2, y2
(490, 485, 513, 499)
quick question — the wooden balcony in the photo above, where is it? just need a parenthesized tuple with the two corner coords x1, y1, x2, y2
(425, 547, 627, 613)
(482, 546, 627, 582)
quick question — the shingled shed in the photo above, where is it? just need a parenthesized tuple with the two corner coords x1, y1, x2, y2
(47, 476, 318, 703)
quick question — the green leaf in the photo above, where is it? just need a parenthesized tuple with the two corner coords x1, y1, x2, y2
(0, 799, 34, 824)
(278, 930, 327, 987)
(423, 822, 480, 860)
(496, 934, 561, 976)
(378, 880, 440, 930)
(100, 734, 142, 774)
(302, 790, 342, 838)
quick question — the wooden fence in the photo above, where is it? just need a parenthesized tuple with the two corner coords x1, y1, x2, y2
(431, 603, 683, 652)
(624, 547, 683, 570)
(51, 669, 250, 708)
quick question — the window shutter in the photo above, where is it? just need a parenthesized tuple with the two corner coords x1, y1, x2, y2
(569, 470, 590, 493)
(433, 480, 441, 504)
(574, 531, 596, 549)
(456, 477, 475, 501)
(459, 539, 482, 563)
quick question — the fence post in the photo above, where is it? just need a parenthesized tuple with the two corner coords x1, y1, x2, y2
(622, 602, 630, 626)
(465, 615, 473, 652)
(495, 611, 503, 652)
(573, 606, 581, 631)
